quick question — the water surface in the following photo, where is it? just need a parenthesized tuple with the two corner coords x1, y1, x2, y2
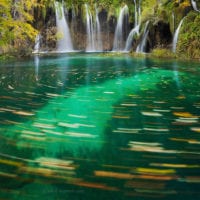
(0, 53, 200, 199)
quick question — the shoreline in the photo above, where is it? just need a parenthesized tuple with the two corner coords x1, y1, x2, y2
(0, 49, 199, 63)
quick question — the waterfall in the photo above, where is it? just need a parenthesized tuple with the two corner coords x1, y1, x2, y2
(85, 4, 102, 52)
(136, 21, 150, 53)
(124, 0, 141, 52)
(134, 0, 138, 27)
(95, 6, 103, 51)
(134, 0, 141, 27)
(191, 0, 200, 12)
(33, 34, 41, 53)
(85, 4, 95, 51)
(172, 18, 184, 53)
(55, 1, 73, 52)
(112, 5, 129, 51)
(124, 25, 139, 51)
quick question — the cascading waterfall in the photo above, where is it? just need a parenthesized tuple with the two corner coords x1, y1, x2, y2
(33, 34, 41, 53)
(33, 1, 189, 54)
(134, 0, 138, 27)
(172, 18, 184, 53)
(124, 25, 139, 51)
(85, 4, 103, 52)
(55, 1, 73, 52)
(112, 5, 129, 51)
(124, 0, 141, 52)
(136, 21, 149, 53)
(95, 6, 103, 51)
(85, 4, 95, 51)
(191, 0, 200, 12)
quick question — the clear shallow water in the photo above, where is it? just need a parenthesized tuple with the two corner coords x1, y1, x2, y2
(0, 53, 200, 199)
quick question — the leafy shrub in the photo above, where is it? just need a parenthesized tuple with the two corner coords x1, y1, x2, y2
(177, 11, 200, 59)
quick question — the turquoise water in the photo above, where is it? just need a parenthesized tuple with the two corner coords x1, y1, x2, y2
(0, 53, 200, 199)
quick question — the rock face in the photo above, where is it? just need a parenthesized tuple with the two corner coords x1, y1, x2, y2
(148, 21, 173, 51)
(38, 8, 118, 51)
(37, 9, 174, 53)
(34, 0, 196, 55)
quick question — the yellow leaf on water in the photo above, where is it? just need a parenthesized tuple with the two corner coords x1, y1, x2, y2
(173, 112, 198, 118)
(136, 168, 176, 175)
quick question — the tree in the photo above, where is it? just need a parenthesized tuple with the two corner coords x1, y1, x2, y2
(0, 0, 38, 54)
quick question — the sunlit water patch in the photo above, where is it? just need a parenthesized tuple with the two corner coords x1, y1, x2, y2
(0, 54, 200, 200)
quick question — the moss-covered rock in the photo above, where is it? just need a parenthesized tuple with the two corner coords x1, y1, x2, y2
(151, 48, 176, 59)
(176, 11, 200, 59)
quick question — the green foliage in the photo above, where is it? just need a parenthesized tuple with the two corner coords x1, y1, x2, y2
(140, 0, 157, 22)
(0, 0, 38, 55)
(151, 48, 176, 59)
(177, 11, 200, 59)
(0, 0, 12, 46)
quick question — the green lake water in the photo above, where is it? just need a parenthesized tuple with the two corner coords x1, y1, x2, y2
(0, 53, 200, 199)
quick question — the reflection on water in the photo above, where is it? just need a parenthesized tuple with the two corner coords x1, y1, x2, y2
(0, 54, 200, 200)
(34, 55, 39, 81)
(172, 62, 181, 90)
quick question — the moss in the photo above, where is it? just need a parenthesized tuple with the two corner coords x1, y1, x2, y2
(150, 48, 176, 59)
(177, 11, 200, 59)
(0, 54, 15, 61)
(130, 52, 148, 58)
(140, 0, 157, 22)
